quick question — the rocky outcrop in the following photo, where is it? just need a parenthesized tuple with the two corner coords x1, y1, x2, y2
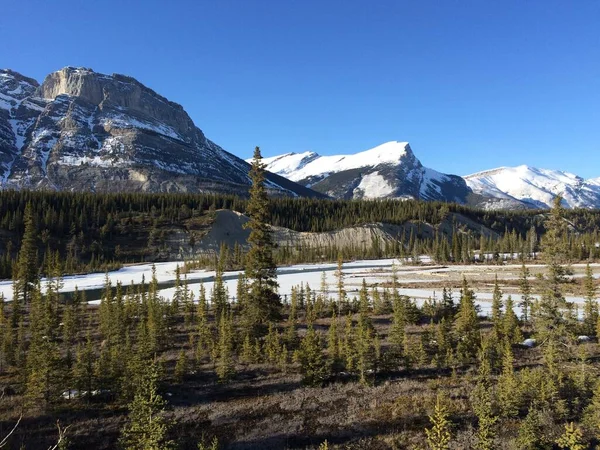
(0, 67, 322, 197)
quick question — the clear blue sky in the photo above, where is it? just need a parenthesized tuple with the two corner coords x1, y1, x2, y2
(2, 0, 599, 177)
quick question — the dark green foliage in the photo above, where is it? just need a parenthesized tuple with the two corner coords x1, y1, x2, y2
(243, 147, 281, 334)
(297, 325, 328, 386)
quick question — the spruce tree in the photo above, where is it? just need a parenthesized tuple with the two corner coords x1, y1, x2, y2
(425, 393, 452, 450)
(455, 277, 480, 361)
(583, 263, 598, 336)
(497, 340, 519, 418)
(519, 263, 533, 322)
(502, 295, 523, 344)
(556, 422, 585, 450)
(472, 352, 497, 450)
(174, 349, 187, 383)
(533, 196, 571, 347)
(14, 202, 39, 323)
(119, 359, 173, 450)
(243, 147, 280, 335)
(216, 310, 235, 382)
(297, 325, 328, 386)
(490, 275, 503, 338)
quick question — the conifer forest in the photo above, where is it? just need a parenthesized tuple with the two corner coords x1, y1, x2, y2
(2, 152, 600, 450)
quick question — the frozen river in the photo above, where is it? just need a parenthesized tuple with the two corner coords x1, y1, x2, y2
(0, 257, 593, 316)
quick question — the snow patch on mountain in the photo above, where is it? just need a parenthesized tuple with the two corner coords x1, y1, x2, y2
(100, 114, 182, 141)
(353, 172, 395, 198)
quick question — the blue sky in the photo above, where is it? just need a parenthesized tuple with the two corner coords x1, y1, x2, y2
(2, 0, 599, 177)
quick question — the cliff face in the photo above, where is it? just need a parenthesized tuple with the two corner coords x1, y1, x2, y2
(0, 67, 322, 197)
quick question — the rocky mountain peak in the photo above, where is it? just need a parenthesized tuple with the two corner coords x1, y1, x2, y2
(260, 141, 471, 202)
(38, 67, 196, 138)
(0, 67, 322, 197)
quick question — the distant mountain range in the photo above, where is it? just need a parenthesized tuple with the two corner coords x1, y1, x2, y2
(258, 144, 600, 209)
(1, 66, 598, 209)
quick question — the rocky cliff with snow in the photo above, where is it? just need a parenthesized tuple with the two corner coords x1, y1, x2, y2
(0, 67, 320, 196)
(257, 141, 472, 203)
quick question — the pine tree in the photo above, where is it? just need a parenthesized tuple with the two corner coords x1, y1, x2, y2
(335, 254, 346, 315)
(342, 314, 356, 372)
(216, 310, 235, 382)
(497, 340, 519, 418)
(490, 275, 503, 338)
(454, 277, 480, 361)
(556, 422, 585, 450)
(243, 147, 281, 335)
(327, 311, 341, 373)
(213, 247, 228, 319)
(174, 349, 187, 383)
(519, 263, 533, 322)
(297, 325, 328, 386)
(472, 352, 497, 450)
(13, 202, 39, 324)
(502, 295, 523, 344)
(583, 380, 600, 437)
(390, 291, 406, 354)
(72, 333, 95, 401)
(533, 196, 571, 347)
(119, 359, 173, 450)
(425, 393, 452, 450)
(516, 408, 551, 450)
(583, 263, 598, 336)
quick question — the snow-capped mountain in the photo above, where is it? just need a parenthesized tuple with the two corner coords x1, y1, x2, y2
(0, 67, 320, 197)
(256, 141, 472, 202)
(464, 165, 600, 209)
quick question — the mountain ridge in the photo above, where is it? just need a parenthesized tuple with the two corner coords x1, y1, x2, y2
(260, 146, 600, 209)
(255, 141, 473, 203)
(0, 67, 322, 198)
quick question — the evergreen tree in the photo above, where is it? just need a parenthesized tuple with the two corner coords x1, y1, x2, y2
(533, 196, 571, 347)
(13, 202, 38, 323)
(454, 277, 480, 361)
(472, 352, 497, 450)
(497, 340, 519, 418)
(556, 422, 585, 450)
(174, 349, 187, 383)
(72, 333, 95, 401)
(502, 295, 523, 344)
(297, 325, 328, 386)
(216, 310, 235, 382)
(243, 147, 281, 335)
(519, 263, 533, 322)
(119, 359, 173, 450)
(490, 275, 503, 338)
(335, 254, 346, 315)
(583, 263, 598, 336)
(425, 393, 452, 450)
